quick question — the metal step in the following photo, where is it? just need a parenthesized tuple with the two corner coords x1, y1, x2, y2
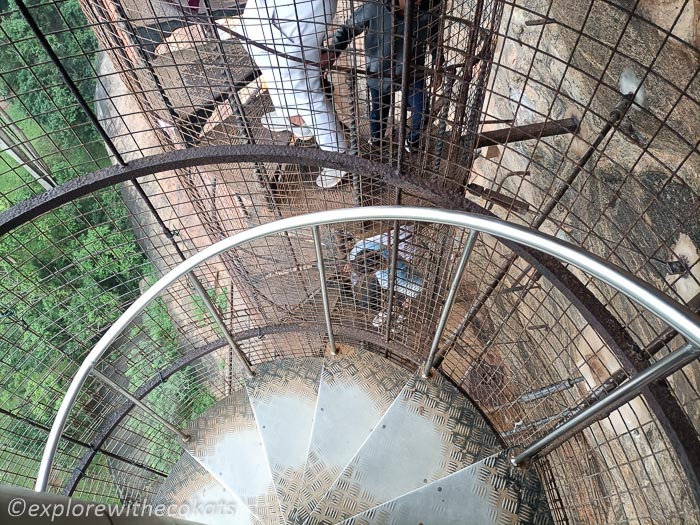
(337, 452, 554, 525)
(153, 453, 262, 525)
(184, 387, 284, 525)
(290, 347, 412, 523)
(157, 354, 552, 525)
(245, 357, 324, 521)
(306, 372, 501, 524)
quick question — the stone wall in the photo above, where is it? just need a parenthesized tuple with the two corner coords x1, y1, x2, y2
(456, 1, 700, 522)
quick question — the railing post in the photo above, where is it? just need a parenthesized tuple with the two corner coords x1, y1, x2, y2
(91, 370, 190, 442)
(312, 226, 337, 355)
(511, 342, 700, 466)
(187, 274, 254, 377)
(32, 206, 700, 493)
(384, 221, 402, 342)
(423, 230, 478, 378)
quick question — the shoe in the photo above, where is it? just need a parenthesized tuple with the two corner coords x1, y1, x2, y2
(262, 110, 315, 138)
(368, 136, 381, 145)
(315, 167, 345, 188)
(404, 140, 419, 153)
(261, 110, 291, 132)
(290, 124, 315, 139)
(372, 312, 406, 328)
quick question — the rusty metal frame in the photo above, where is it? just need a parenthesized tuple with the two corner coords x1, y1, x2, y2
(1, 144, 697, 501)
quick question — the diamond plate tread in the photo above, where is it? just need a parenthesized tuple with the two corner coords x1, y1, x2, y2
(306, 372, 501, 524)
(338, 452, 553, 525)
(245, 357, 324, 521)
(290, 347, 413, 523)
(153, 453, 262, 525)
(185, 390, 284, 525)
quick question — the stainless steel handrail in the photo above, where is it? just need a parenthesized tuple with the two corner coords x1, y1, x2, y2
(34, 206, 700, 491)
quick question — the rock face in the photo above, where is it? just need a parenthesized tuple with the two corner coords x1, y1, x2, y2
(475, 1, 699, 288)
(458, 1, 700, 523)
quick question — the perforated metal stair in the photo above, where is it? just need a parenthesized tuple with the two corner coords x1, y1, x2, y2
(154, 347, 553, 524)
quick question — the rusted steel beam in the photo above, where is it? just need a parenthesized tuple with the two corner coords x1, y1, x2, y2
(525, 17, 557, 26)
(466, 183, 530, 213)
(476, 117, 579, 148)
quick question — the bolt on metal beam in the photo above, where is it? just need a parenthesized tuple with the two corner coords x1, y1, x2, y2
(511, 342, 700, 466)
(525, 17, 557, 26)
(475, 117, 578, 148)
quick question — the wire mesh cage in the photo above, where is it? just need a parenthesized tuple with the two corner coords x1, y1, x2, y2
(0, 0, 699, 523)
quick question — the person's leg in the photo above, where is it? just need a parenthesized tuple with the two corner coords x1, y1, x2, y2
(251, 50, 346, 186)
(284, 64, 346, 153)
(369, 86, 382, 140)
(407, 79, 426, 147)
(283, 65, 348, 187)
(379, 90, 392, 139)
(251, 49, 295, 124)
(304, 90, 346, 154)
(369, 86, 392, 140)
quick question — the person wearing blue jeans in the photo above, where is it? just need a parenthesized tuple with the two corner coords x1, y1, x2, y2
(369, 79, 425, 147)
(327, 0, 441, 150)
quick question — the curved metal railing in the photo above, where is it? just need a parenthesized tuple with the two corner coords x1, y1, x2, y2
(34, 206, 700, 491)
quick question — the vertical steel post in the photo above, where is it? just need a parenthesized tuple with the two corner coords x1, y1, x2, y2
(91, 370, 190, 442)
(187, 273, 254, 377)
(384, 220, 402, 343)
(384, 0, 416, 340)
(423, 230, 478, 377)
(312, 226, 337, 355)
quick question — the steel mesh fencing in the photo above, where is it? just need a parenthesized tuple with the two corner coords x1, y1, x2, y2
(0, 0, 699, 522)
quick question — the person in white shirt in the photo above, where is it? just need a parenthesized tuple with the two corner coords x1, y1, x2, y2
(343, 225, 425, 328)
(240, 0, 347, 188)
(346, 225, 421, 263)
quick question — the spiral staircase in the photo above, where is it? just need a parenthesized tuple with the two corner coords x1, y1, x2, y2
(1, 0, 700, 523)
(153, 347, 552, 525)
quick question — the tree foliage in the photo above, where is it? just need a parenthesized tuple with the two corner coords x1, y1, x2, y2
(0, 0, 217, 481)
(0, 0, 103, 160)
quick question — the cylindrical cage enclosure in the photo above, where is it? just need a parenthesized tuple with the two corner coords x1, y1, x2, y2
(0, 0, 699, 523)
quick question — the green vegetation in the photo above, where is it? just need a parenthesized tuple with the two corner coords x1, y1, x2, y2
(0, 0, 217, 493)
(0, 0, 105, 167)
(0, 156, 33, 207)
(124, 293, 217, 471)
